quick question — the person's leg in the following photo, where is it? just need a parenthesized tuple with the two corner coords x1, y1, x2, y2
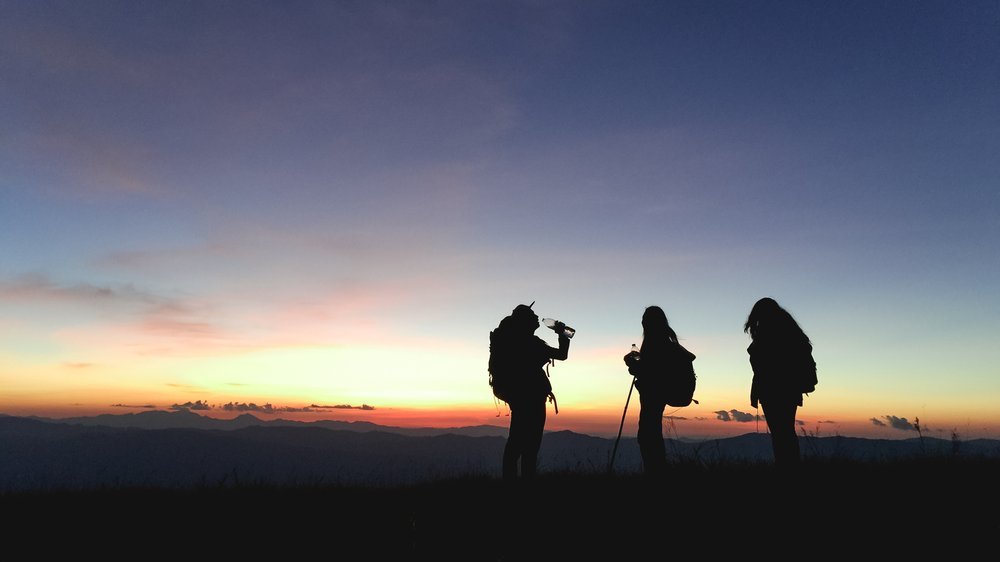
(763, 399, 800, 467)
(520, 399, 547, 479)
(503, 404, 524, 481)
(637, 393, 667, 475)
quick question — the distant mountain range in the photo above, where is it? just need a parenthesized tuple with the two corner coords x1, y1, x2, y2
(2, 412, 998, 491)
(20, 409, 511, 437)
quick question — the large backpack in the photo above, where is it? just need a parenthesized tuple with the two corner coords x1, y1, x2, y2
(663, 344, 698, 408)
(488, 318, 516, 402)
(489, 318, 555, 403)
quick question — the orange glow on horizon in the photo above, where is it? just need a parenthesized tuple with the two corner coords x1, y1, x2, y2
(4, 398, 997, 440)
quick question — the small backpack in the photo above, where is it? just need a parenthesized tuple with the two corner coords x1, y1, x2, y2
(800, 344, 818, 394)
(663, 343, 698, 408)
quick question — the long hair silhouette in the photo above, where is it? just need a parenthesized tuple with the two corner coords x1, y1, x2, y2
(743, 297, 809, 344)
(642, 305, 678, 348)
(744, 297, 815, 468)
(626, 305, 694, 476)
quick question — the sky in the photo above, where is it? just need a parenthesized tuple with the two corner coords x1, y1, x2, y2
(1, 1, 998, 439)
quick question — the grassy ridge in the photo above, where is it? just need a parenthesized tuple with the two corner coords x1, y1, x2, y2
(5, 457, 997, 557)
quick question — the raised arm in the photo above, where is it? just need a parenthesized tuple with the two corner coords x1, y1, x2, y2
(550, 332, 570, 361)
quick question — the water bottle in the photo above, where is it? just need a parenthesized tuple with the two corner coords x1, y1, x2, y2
(541, 317, 575, 339)
(625, 344, 640, 374)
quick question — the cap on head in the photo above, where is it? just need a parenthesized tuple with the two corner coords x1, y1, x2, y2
(511, 301, 535, 319)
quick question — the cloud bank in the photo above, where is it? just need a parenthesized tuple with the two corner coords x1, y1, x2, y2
(870, 415, 916, 431)
(715, 409, 756, 423)
(171, 400, 212, 411)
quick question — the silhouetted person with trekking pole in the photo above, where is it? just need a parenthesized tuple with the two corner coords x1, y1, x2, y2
(744, 297, 817, 468)
(489, 303, 571, 481)
(623, 306, 696, 475)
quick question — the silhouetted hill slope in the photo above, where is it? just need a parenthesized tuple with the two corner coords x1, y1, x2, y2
(2, 415, 998, 492)
(5, 465, 997, 556)
(27, 410, 1000, 457)
(0, 417, 508, 490)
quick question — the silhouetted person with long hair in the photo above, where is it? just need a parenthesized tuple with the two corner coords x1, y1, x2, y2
(624, 306, 695, 475)
(744, 297, 817, 468)
(490, 303, 570, 481)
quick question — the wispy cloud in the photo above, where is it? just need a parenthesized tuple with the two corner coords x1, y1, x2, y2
(1, 273, 253, 357)
(71, 233, 461, 355)
(63, 362, 94, 369)
(110, 403, 156, 409)
(870, 417, 887, 427)
(95, 243, 233, 271)
(0, 2, 554, 203)
(0, 273, 156, 305)
(166, 383, 208, 392)
(14, 131, 163, 197)
(139, 302, 226, 341)
(0, 273, 228, 343)
(0, 22, 181, 198)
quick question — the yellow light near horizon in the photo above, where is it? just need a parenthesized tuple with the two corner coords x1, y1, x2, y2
(155, 343, 494, 407)
(2, 339, 997, 438)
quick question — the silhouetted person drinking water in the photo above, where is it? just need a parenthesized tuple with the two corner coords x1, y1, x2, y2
(623, 306, 696, 475)
(489, 303, 570, 481)
(744, 298, 817, 468)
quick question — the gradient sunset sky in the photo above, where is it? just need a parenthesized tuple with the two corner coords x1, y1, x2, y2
(2, 1, 998, 438)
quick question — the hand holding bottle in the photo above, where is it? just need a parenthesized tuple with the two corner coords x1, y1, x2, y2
(541, 317, 575, 339)
(623, 344, 640, 371)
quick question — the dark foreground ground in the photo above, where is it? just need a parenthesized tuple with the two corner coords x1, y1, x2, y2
(5, 458, 997, 558)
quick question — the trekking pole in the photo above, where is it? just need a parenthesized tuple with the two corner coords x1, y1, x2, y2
(608, 376, 636, 474)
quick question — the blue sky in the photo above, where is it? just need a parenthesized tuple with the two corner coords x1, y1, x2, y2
(1, 1, 998, 436)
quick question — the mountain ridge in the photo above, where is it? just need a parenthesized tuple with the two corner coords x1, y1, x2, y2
(2, 414, 998, 492)
(20, 409, 510, 437)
